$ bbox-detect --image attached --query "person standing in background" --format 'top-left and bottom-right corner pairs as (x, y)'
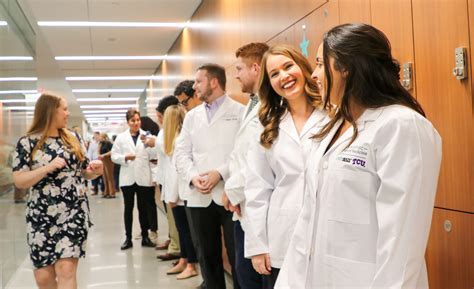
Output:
(221, 42), (269, 289)
(111, 108), (156, 250)
(174, 80), (202, 112)
(175, 63), (245, 289)
(98, 132), (115, 198)
(12, 93), (103, 289)
(87, 131), (102, 195)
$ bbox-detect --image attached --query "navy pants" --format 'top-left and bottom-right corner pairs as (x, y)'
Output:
(172, 205), (198, 263)
(234, 220), (264, 289)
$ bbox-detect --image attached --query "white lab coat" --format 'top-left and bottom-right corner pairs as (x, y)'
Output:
(244, 109), (327, 268)
(276, 105), (442, 289)
(224, 100), (262, 230)
(111, 128), (156, 187)
(174, 95), (245, 208)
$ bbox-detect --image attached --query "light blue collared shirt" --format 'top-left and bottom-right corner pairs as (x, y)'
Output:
(205, 94), (226, 122)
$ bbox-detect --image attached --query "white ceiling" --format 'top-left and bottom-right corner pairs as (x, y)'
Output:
(11, 0), (201, 130)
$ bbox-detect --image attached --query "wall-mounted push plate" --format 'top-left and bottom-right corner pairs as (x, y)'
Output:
(402, 62), (413, 90)
(453, 47), (467, 80)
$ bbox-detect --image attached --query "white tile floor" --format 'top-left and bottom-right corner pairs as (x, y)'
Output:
(1, 191), (234, 289)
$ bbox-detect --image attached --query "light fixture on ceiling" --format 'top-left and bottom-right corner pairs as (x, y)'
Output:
(0, 99), (39, 103)
(83, 110), (128, 114)
(5, 106), (35, 110)
(0, 21), (7, 26)
(56, 55), (202, 61)
(0, 56), (34, 61)
(37, 21), (210, 28)
(80, 104), (136, 109)
(0, 77), (37, 82)
(66, 75), (191, 81)
(85, 114), (125, 118)
(77, 97), (138, 102)
(72, 88), (144, 93)
(0, 90), (38, 94)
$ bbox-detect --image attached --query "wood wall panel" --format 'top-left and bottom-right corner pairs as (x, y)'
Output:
(370, 0), (416, 95)
(338, 0), (371, 24)
(426, 209), (474, 289)
(412, 0), (473, 213)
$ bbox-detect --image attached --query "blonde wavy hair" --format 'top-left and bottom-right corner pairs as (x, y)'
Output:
(258, 44), (323, 149)
(163, 105), (186, 155)
(27, 93), (85, 162)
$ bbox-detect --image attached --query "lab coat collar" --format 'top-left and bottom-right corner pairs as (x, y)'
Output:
(322, 107), (384, 156)
(125, 128), (145, 148)
(238, 101), (260, 135)
(279, 109), (324, 144)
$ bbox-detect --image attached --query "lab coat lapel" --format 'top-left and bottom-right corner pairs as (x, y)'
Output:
(279, 112), (300, 144)
(209, 96), (231, 126)
(237, 101), (260, 136)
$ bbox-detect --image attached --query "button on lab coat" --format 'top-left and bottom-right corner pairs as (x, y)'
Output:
(244, 109), (326, 268)
(275, 105), (442, 289)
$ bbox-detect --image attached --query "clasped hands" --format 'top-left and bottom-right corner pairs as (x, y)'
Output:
(46, 157), (103, 176)
(191, 170), (222, 194)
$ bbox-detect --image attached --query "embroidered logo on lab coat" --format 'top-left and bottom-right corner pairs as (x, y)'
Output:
(336, 143), (369, 168)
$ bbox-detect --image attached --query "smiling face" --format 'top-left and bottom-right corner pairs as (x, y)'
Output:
(266, 54), (306, 102)
(53, 98), (70, 129)
(127, 113), (141, 134)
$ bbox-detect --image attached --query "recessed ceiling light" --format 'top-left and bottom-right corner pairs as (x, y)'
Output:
(0, 21), (7, 26)
(0, 99), (39, 103)
(77, 97), (138, 102)
(0, 56), (34, 61)
(72, 88), (144, 93)
(0, 77), (37, 82)
(5, 106), (35, 110)
(85, 114), (125, 118)
(57, 56), (166, 61)
(37, 21), (209, 28)
(66, 75), (189, 81)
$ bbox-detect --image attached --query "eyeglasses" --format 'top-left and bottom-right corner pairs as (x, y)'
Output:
(179, 95), (192, 107)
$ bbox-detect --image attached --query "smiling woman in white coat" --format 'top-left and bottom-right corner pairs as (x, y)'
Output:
(111, 108), (157, 250)
(275, 23), (442, 289)
(243, 45), (326, 289)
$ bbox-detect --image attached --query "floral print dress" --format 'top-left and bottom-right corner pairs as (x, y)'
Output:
(12, 134), (92, 269)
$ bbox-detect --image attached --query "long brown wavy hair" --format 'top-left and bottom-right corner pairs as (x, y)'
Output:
(258, 44), (323, 149)
(27, 93), (85, 162)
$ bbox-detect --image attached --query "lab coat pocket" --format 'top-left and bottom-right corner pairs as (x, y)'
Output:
(267, 207), (291, 265)
(326, 169), (371, 224)
(322, 254), (375, 287)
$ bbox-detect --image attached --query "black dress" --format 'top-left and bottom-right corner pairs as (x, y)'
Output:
(12, 134), (92, 269)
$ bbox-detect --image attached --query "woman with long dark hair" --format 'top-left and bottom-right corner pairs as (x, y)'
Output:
(244, 44), (326, 289)
(12, 93), (103, 289)
(275, 23), (442, 289)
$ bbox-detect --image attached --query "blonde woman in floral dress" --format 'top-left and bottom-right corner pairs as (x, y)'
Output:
(12, 93), (103, 289)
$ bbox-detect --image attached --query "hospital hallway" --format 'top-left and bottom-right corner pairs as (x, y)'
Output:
(0, 191), (233, 289)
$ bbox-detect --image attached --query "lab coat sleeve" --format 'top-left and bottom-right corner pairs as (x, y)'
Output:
(111, 134), (128, 166)
(244, 139), (275, 258)
(371, 115), (442, 288)
(225, 120), (262, 206)
(174, 113), (199, 188)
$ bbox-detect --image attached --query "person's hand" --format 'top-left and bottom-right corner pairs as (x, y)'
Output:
(251, 253), (271, 275)
(87, 160), (103, 175)
(169, 202), (177, 208)
(191, 176), (211, 194)
(98, 154), (104, 161)
(125, 154), (136, 161)
(200, 170), (222, 192)
(222, 192), (231, 211)
(144, 136), (155, 148)
(45, 157), (67, 173)
(229, 203), (241, 217)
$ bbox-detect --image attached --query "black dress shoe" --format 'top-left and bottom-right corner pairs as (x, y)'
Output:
(141, 237), (155, 247)
(120, 239), (133, 250)
(196, 282), (206, 289)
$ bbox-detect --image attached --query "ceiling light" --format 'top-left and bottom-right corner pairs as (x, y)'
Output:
(0, 56), (34, 61)
(66, 75), (189, 81)
(83, 110), (128, 114)
(5, 106), (35, 110)
(85, 114), (125, 118)
(80, 104), (136, 109)
(37, 21), (209, 28)
(72, 88), (144, 93)
(0, 90), (38, 94)
(0, 77), (37, 82)
(77, 97), (138, 102)
(0, 21), (7, 26)
(0, 99), (39, 103)
(57, 56), (166, 61)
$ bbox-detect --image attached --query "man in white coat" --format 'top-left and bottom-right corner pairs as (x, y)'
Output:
(174, 63), (245, 289)
(222, 42), (269, 289)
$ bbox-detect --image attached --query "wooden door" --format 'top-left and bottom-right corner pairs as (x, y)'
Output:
(412, 0), (473, 213)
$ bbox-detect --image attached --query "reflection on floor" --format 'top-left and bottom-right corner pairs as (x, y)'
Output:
(2, 191), (234, 289)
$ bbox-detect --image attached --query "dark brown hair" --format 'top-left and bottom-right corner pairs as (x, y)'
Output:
(197, 63), (226, 90)
(126, 108), (140, 122)
(314, 23), (425, 144)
